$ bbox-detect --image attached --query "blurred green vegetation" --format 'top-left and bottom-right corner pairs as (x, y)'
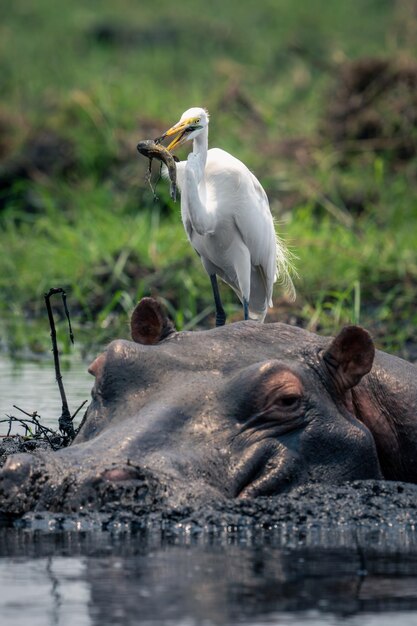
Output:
(0, 0), (416, 357)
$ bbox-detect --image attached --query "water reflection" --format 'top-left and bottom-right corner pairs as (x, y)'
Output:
(0, 356), (93, 434)
(1, 527), (417, 625)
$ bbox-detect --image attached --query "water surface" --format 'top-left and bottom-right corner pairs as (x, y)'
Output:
(0, 355), (93, 435)
(1, 527), (417, 626)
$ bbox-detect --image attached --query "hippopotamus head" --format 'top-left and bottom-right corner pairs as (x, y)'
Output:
(0, 298), (387, 516)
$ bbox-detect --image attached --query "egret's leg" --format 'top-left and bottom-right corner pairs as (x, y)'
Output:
(210, 274), (226, 326)
(243, 298), (249, 321)
(233, 246), (251, 322)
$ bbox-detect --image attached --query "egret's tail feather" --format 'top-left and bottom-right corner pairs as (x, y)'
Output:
(275, 231), (297, 302)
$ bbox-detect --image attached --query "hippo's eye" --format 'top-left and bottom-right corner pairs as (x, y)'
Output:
(260, 370), (304, 417)
(229, 363), (304, 426)
(275, 394), (301, 409)
(268, 392), (302, 414)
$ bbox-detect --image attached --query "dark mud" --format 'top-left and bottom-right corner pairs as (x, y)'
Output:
(1, 437), (416, 535)
(17, 480), (416, 535)
(0, 436), (53, 469)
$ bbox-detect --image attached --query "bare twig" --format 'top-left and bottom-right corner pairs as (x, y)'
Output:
(13, 406), (57, 437)
(44, 288), (75, 442)
(0, 414), (63, 450)
(1, 291), (87, 450)
(13, 404), (39, 419)
(0, 291), (85, 450)
(71, 400), (88, 421)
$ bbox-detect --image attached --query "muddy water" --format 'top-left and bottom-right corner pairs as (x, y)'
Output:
(1, 358), (417, 625)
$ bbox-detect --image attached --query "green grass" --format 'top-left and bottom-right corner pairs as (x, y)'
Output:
(1, 0), (417, 357)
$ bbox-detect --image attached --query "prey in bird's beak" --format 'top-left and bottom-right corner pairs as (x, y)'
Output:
(155, 117), (203, 151)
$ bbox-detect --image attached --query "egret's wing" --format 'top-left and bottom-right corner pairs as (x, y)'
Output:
(204, 149), (295, 303)
(240, 171), (295, 302)
(227, 168), (275, 306)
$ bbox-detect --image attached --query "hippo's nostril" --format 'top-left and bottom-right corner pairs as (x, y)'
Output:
(88, 353), (106, 378)
(101, 466), (142, 482)
(2, 453), (34, 481)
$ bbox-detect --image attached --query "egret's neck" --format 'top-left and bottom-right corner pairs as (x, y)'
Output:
(182, 124), (214, 234)
(192, 127), (208, 176)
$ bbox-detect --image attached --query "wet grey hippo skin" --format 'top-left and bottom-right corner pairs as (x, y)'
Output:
(0, 297), (416, 517)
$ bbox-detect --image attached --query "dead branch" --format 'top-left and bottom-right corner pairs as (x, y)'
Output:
(44, 287), (75, 443)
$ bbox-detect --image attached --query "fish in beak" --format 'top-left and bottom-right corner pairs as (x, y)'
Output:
(155, 117), (203, 151)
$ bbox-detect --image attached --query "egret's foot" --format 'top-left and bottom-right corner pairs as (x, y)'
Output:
(210, 274), (227, 327)
(215, 311), (227, 327)
(243, 299), (249, 321)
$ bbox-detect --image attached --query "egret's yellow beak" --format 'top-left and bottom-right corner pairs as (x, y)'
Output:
(158, 117), (200, 151)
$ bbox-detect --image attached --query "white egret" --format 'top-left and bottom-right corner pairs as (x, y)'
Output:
(159, 107), (295, 326)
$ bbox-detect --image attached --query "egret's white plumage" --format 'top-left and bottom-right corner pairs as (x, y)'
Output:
(161, 107), (295, 325)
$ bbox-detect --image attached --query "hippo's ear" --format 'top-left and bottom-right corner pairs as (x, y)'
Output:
(323, 326), (375, 391)
(130, 297), (176, 345)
